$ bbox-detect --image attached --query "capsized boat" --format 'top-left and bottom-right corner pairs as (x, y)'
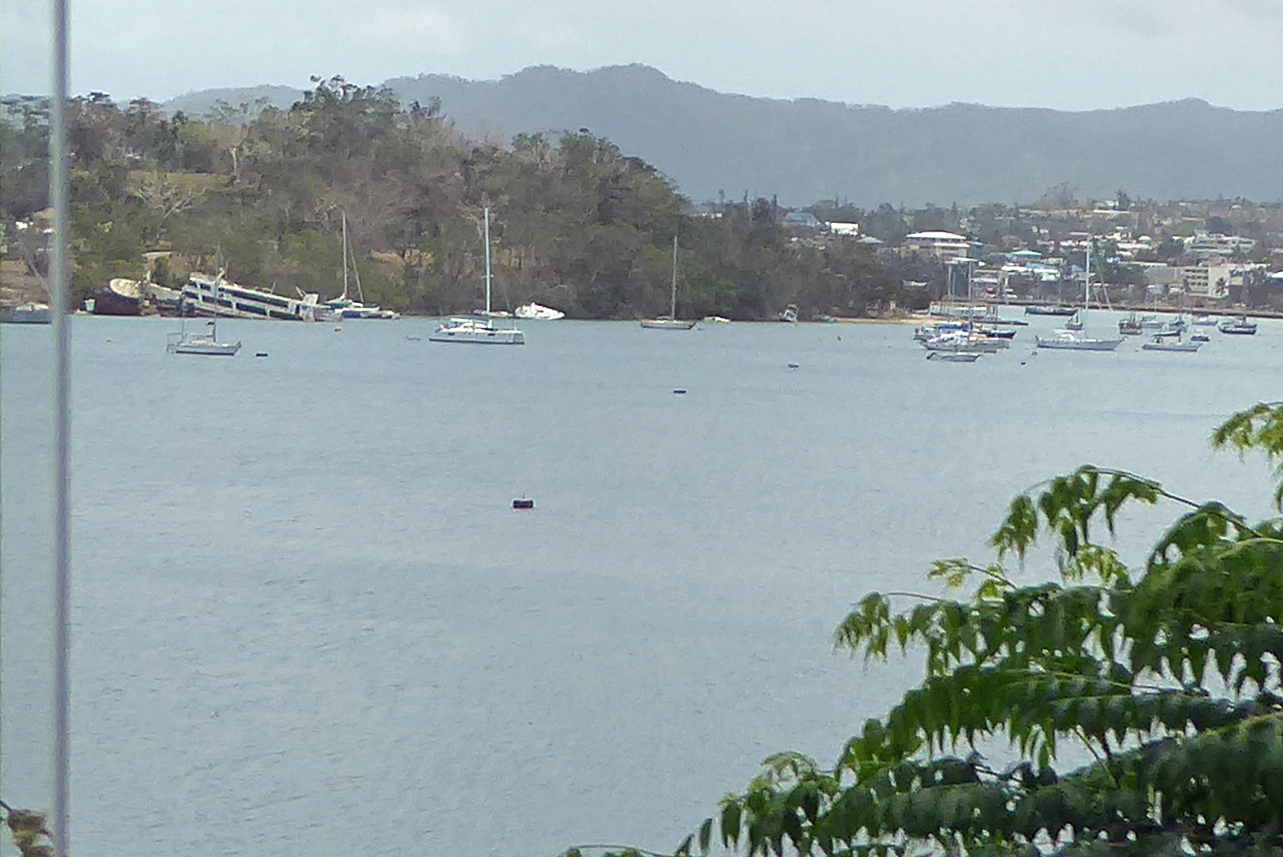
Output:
(92, 277), (143, 315)
(514, 302), (565, 320)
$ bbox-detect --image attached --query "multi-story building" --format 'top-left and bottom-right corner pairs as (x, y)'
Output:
(903, 230), (970, 260)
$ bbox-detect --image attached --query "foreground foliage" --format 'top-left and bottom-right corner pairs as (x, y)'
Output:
(577, 401), (1283, 857)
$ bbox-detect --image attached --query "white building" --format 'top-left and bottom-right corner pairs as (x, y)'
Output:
(903, 230), (970, 261)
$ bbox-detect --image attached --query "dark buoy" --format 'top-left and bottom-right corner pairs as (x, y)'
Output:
(255, 352), (268, 358)
(673, 389), (687, 395)
(512, 498), (535, 510)
(787, 362), (800, 369)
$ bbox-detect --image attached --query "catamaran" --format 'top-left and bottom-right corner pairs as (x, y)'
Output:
(429, 208), (525, 345)
(166, 319), (241, 356)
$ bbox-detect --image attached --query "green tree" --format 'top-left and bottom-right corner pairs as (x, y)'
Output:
(579, 401), (1283, 857)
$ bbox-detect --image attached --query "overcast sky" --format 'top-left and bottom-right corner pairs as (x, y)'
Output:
(5, 0), (1283, 111)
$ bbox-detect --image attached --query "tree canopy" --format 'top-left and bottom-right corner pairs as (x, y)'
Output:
(574, 400), (1283, 857)
(0, 80), (906, 320)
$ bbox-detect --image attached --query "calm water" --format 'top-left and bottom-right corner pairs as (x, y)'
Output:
(1, 313), (1280, 855)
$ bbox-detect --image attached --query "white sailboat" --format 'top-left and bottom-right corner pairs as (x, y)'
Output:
(429, 208), (525, 345)
(324, 211), (399, 320)
(1035, 239), (1123, 351)
(641, 236), (697, 330)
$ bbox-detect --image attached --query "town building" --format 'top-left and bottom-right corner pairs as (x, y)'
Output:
(903, 230), (970, 260)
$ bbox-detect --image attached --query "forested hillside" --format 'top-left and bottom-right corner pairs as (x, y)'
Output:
(167, 65), (1283, 208)
(0, 78), (902, 320)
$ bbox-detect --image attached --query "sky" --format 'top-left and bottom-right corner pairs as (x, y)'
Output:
(5, 0), (1283, 111)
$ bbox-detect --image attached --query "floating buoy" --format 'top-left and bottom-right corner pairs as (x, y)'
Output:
(255, 352), (268, 358)
(673, 389), (687, 395)
(334, 326), (342, 332)
(512, 498), (535, 510)
(787, 363), (800, 369)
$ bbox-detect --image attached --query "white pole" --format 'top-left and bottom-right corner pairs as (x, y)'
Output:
(484, 207), (492, 314)
(50, 0), (73, 852)
(341, 210), (348, 300)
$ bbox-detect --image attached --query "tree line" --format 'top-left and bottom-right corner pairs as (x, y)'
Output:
(0, 78), (904, 320)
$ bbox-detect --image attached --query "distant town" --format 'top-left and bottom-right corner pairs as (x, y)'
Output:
(707, 194), (1283, 312)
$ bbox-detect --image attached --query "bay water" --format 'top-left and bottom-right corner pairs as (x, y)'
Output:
(1, 314), (1279, 855)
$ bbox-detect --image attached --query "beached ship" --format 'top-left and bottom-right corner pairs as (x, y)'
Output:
(180, 271), (324, 321)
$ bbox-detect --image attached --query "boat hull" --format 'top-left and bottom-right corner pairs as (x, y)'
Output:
(169, 342), (242, 356)
(92, 279), (143, 315)
(428, 330), (525, 344)
(926, 351), (981, 362)
(0, 303), (52, 324)
(429, 319), (525, 344)
(1142, 342), (1200, 352)
(640, 319), (696, 330)
(1035, 335), (1124, 351)
(181, 272), (323, 321)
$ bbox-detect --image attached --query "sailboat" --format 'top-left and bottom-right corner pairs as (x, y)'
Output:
(641, 236), (696, 329)
(322, 211), (399, 320)
(1035, 239), (1123, 351)
(429, 208), (525, 345)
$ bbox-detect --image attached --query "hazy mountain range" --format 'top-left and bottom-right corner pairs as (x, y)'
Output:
(165, 64), (1283, 208)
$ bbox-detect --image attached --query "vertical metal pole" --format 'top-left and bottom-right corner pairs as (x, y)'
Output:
(50, 0), (73, 852)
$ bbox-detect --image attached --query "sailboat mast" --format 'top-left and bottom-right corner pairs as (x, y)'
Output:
(1085, 238), (1091, 310)
(341, 210), (349, 300)
(484, 207), (492, 315)
(670, 235), (678, 319)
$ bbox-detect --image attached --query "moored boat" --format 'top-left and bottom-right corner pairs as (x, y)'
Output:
(0, 301), (52, 324)
(642, 237), (697, 330)
(1219, 315), (1257, 335)
(1025, 304), (1077, 316)
(166, 319), (241, 356)
(429, 316), (525, 344)
(1142, 335), (1200, 353)
(926, 350), (981, 362)
(429, 208), (525, 345)
(1035, 329), (1124, 351)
